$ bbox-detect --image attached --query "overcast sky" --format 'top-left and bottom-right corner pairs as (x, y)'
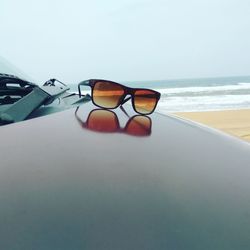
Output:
(1, 0), (250, 83)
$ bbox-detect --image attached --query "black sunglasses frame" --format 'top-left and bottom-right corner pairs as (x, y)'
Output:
(78, 79), (161, 115)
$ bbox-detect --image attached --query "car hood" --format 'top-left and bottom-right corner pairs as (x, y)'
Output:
(0, 103), (250, 249)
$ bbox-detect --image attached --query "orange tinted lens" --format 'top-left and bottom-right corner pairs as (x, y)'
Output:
(93, 81), (125, 108)
(134, 90), (158, 114)
(126, 116), (151, 136)
(87, 110), (119, 132)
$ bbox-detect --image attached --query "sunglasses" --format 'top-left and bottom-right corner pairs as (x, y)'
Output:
(75, 108), (152, 136)
(78, 79), (161, 115)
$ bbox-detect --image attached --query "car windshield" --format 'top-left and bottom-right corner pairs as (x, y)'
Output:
(0, 57), (34, 82)
(0, 59), (89, 126)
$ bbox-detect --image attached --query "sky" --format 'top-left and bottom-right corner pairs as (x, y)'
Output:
(1, 0), (250, 83)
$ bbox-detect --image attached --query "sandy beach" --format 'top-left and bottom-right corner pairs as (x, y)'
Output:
(175, 109), (250, 143)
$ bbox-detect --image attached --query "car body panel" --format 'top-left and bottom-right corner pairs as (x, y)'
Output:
(0, 103), (250, 249)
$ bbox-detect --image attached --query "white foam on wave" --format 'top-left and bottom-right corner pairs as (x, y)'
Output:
(157, 94), (250, 113)
(157, 82), (250, 95)
(238, 82), (250, 86)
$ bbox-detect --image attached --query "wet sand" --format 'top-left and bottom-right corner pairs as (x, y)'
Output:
(175, 109), (250, 142)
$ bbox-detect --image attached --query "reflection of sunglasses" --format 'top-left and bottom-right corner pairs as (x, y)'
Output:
(78, 79), (161, 115)
(75, 108), (152, 137)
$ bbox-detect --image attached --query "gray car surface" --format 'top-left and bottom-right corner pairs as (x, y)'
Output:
(0, 102), (250, 250)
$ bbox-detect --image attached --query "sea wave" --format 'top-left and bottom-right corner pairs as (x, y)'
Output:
(156, 82), (250, 96)
(157, 94), (250, 113)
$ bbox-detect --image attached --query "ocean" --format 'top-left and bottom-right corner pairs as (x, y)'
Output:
(126, 76), (250, 113)
(70, 76), (250, 114)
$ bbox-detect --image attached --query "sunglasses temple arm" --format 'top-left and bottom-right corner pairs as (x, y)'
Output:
(119, 96), (132, 117)
(78, 80), (90, 98)
(74, 106), (87, 129)
(120, 105), (130, 118)
(120, 96), (131, 105)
